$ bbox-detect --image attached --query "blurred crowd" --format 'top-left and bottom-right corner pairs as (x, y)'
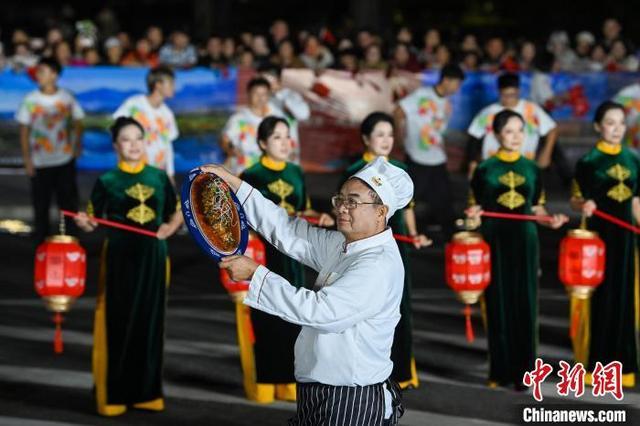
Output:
(1, 9), (638, 75)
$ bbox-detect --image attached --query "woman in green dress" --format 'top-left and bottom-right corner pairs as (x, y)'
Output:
(341, 112), (431, 389)
(466, 110), (567, 389)
(74, 116), (183, 416)
(237, 116), (333, 403)
(570, 101), (640, 388)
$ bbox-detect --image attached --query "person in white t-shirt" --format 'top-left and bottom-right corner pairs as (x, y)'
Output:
(16, 57), (85, 243)
(221, 77), (287, 175)
(113, 66), (179, 183)
(467, 73), (557, 177)
(393, 64), (465, 240)
(260, 66), (310, 165)
(614, 82), (640, 149)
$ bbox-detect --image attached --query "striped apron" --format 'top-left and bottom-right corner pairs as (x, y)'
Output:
(288, 379), (404, 426)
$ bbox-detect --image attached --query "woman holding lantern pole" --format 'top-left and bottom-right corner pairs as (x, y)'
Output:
(570, 101), (640, 387)
(466, 109), (567, 389)
(74, 117), (182, 416)
(237, 116), (334, 403)
(341, 112), (431, 389)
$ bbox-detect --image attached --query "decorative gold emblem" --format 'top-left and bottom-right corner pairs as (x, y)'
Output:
(125, 183), (156, 224)
(497, 171), (526, 209)
(571, 179), (583, 199)
(606, 164), (632, 202)
(371, 176), (383, 186)
(267, 179), (295, 214)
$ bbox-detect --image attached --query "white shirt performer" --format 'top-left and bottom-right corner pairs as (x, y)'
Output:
(205, 157), (411, 425)
(113, 66), (179, 179)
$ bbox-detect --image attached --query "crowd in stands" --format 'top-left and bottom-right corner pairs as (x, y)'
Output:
(1, 12), (638, 75)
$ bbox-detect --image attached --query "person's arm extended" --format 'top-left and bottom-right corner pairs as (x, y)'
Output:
(157, 210), (183, 240)
(201, 164), (335, 271)
(242, 254), (391, 333)
(536, 128), (558, 169)
(19, 124), (34, 177)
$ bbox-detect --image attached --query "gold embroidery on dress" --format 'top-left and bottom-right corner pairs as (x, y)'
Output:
(87, 201), (95, 217)
(606, 164), (632, 202)
(497, 171), (526, 209)
(268, 179), (295, 214)
(468, 190), (477, 207)
(537, 190), (546, 206)
(571, 179), (583, 199)
(125, 183), (156, 224)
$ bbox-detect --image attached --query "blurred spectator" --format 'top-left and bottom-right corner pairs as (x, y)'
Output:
(418, 29), (440, 66)
(518, 41), (537, 71)
(396, 27), (413, 45)
(146, 26), (164, 53)
(356, 28), (375, 55)
(269, 19), (289, 51)
(337, 47), (359, 73)
(606, 39), (639, 71)
(96, 7), (119, 38)
(159, 31), (197, 68)
(572, 31), (595, 71)
(480, 37), (505, 71)
(46, 27), (64, 47)
(72, 34), (94, 63)
(271, 39), (305, 68)
(12, 29), (30, 46)
(547, 31), (577, 71)
(589, 44), (607, 71)
(83, 47), (101, 66)
(391, 42), (421, 72)
(431, 44), (451, 69)
(360, 44), (387, 71)
(460, 34), (480, 53)
(601, 18), (623, 50)
(251, 34), (271, 68)
(460, 50), (480, 71)
(103, 37), (123, 65)
(8, 43), (38, 72)
(299, 34), (334, 71)
(222, 37), (237, 65)
(238, 49), (255, 70)
(116, 31), (132, 53)
(198, 35), (225, 68)
(240, 31), (254, 50)
(122, 38), (159, 67)
(53, 41), (72, 67)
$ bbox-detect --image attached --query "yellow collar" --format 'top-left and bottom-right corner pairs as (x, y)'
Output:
(596, 140), (622, 155)
(362, 152), (388, 163)
(496, 149), (521, 162)
(261, 156), (286, 171)
(118, 161), (145, 174)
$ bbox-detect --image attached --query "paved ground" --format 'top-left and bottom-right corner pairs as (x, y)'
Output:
(0, 168), (638, 425)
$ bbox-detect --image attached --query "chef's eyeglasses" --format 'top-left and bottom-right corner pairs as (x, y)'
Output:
(331, 195), (382, 210)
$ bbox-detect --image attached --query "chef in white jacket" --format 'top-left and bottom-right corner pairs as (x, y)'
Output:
(203, 156), (412, 425)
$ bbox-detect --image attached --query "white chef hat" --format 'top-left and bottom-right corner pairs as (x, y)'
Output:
(351, 157), (414, 219)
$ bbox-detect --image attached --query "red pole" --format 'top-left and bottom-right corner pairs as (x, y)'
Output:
(61, 210), (157, 238)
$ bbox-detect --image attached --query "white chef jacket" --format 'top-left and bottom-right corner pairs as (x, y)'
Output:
(238, 181), (404, 388)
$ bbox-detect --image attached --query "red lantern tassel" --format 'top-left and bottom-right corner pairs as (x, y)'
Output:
(570, 301), (581, 339)
(464, 305), (474, 342)
(53, 312), (63, 354)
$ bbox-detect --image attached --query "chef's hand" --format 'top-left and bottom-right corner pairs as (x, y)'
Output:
(199, 164), (243, 192)
(219, 255), (260, 282)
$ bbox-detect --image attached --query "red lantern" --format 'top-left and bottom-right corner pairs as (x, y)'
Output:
(220, 234), (266, 299)
(34, 235), (86, 354)
(558, 228), (605, 350)
(445, 231), (491, 342)
(558, 229), (605, 299)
